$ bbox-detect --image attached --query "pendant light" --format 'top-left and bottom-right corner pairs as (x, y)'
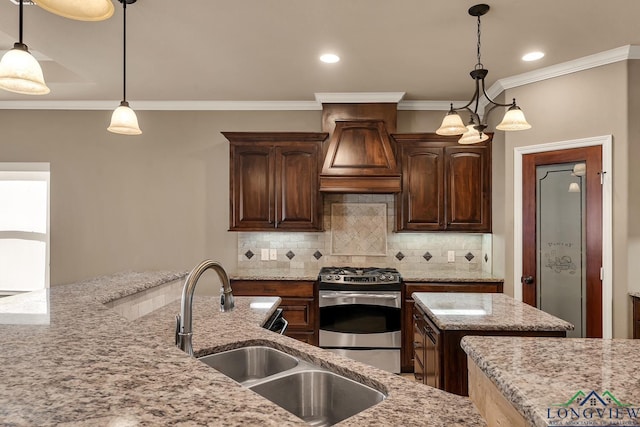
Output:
(34, 0), (114, 21)
(436, 4), (531, 143)
(0, 0), (50, 95)
(108, 0), (141, 136)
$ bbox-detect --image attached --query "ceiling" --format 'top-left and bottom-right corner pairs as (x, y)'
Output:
(1, 0), (640, 106)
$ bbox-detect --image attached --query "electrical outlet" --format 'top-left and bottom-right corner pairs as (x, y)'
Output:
(261, 249), (269, 261)
(447, 250), (456, 262)
(269, 249), (277, 260)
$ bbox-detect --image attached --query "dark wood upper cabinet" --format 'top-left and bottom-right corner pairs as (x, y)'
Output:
(225, 132), (328, 231)
(393, 133), (492, 232)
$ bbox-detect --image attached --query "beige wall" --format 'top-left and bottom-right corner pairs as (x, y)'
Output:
(3, 68), (635, 337)
(495, 61), (631, 337)
(0, 107), (443, 288)
(0, 109), (320, 285)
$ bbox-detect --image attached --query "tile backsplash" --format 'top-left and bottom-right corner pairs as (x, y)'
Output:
(237, 194), (492, 275)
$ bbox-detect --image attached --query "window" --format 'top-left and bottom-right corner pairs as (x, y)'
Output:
(0, 163), (50, 294)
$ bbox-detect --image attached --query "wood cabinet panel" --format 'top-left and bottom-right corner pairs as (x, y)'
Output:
(275, 144), (321, 229)
(412, 302), (566, 396)
(230, 279), (318, 345)
(393, 133), (492, 232)
(231, 145), (273, 228)
(399, 145), (444, 230)
(401, 281), (503, 373)
(446, 145), (491, 231)
(225, 132), (327, 231)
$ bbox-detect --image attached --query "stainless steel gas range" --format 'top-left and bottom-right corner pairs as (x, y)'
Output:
(318, 267), (402, 374)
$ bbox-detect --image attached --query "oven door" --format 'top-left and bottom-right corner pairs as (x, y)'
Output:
(318, 290), (401, 348)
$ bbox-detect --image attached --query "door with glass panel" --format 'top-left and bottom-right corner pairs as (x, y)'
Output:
(522, 146), (602, 338)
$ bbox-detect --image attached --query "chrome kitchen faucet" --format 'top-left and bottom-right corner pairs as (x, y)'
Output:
(175, 260), (235, 356)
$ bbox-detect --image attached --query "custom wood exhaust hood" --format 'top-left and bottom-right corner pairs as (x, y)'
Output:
(319, 103), (401, 193)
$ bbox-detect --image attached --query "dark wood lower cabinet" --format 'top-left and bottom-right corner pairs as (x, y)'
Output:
(230, 280), (318, 346)
(413, 305), (441, 388)
(401, 281), (504, 373)
(412, 303), (566, 396)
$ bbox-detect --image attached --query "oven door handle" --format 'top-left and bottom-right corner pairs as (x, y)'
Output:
(320, 293), (399, 300)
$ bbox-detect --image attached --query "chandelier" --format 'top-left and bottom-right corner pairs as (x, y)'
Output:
(436, 4), (531, 144)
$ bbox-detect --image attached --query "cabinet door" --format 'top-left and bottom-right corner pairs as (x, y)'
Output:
(423, 316), (441, 389)
(230, 145), (274, 230)
(398, 144), (444, 231)
(274, 143), (321, 230)
(445, 145), (491, 231)
(412, 307), (426, 383)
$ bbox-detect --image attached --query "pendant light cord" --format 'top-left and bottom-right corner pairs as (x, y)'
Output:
(19, 0), (24, 44)
(122, 0), (127, 102)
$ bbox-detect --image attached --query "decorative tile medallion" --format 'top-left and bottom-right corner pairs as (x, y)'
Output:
(330, 203), (387, 256)
(423, 252), (432, 261)
(465, 252), (475, 262)
(286, 250), (295, 260)
(484, 253), (489, 263)
(244, 250), (254, 260)
(395, 252), (405, 261)
(313, 250), (323, 260)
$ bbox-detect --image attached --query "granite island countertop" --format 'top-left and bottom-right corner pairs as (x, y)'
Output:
(461, 336), (640, 427)
(412, 292), (574, 331)
(630, 290), (640, 298)
(0, 271), (487, 426)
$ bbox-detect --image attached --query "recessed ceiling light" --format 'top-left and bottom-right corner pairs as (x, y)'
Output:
(522, 51), (545, 62)
(320, 53), (340, 64)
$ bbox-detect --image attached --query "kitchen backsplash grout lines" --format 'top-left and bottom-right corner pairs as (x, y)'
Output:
(237, 194), (492, 275)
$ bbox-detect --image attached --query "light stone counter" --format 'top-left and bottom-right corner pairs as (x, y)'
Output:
(413, 292), (574, 331)
(461, 336), (640, 427)
(630, 291), (640, 298)
(231, 268), (503, 283)
(401, 271), (503, 283)
(0, 271), (486, 426)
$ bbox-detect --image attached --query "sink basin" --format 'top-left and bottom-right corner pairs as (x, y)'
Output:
(198, 346), (299, 384)
(249, 369), (386, 426)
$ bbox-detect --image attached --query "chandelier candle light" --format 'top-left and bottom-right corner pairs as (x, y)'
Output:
(436, 4), (531, 144)
(0, 0), (50, 95)
(108, 0), (142, 136)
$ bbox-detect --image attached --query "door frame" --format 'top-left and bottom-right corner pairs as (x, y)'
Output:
(513, 135), (612, 338)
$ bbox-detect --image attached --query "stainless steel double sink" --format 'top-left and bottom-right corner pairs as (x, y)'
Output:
(198, 346), (386, 426)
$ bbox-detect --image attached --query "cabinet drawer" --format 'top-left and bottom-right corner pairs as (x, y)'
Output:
(280, 298), (314, 330)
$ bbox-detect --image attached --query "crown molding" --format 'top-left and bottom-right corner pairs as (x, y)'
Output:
(0, 100), (322, 111)
(0, 46), (638, 111)
(314, 92), (406, 103)
(486, 44), (640, 101)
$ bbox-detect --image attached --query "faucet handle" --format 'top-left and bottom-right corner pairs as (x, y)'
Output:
(175, 314), (181, 347)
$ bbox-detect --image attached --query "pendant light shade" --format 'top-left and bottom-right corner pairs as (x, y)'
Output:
(108, 0), (142, 136)
(436, 106), (467, 136)
(0, 43), (50, 95)
(458, 125), (489, 145)
(568, 182), (580, 193)
(496, 103), (532, 131)
(34, 0), (115, 21)
(0, 0), (50, 96)
(108, 100), (141, 135)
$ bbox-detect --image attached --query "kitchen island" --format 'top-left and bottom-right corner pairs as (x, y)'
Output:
(0, 271), (486, 426)
(461, 335), (640, 427)
(412, 292), (573, 396)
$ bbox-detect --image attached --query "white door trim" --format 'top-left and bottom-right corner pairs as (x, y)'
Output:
(513, 135), (613, 338)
